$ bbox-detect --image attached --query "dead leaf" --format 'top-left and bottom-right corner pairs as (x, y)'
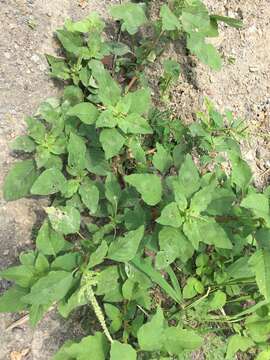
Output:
(78, 0), (88, 8)
(10, 348), (30, 360)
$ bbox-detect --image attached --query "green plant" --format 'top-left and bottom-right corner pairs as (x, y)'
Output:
(1, 3), (269, 360)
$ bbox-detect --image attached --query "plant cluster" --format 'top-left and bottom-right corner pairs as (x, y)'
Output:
(1, 2), (270, 360)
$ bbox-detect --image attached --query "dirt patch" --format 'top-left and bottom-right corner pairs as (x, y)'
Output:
(0, 0), (269, 359)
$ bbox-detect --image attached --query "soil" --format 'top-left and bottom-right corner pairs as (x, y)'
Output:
(0, 0), (269, 359)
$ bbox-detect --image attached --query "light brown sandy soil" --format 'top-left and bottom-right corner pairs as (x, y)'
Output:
(0, 0), (269, 359)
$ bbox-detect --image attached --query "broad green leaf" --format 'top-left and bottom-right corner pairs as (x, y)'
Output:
(187, 33), (222, 70)
(125, 174), (162, 206)
(0, 286), (28, 312)
(67, 102), (99, 124)
(51, 253), (82, 272)
(10, 135), (36, 153)
(56, 29), (90, 58)
(63, 85), (84, 105)
(37, 100), (60, 124)
(3, 160), (38, 201)
(229, 151), (252, 190)
(35, 253), (50, 273)
(45, 206), (81, 235)
(160, 4), (181, 31)
(96, 110), (117, 128)
(177, 154), (200, 198)
(31, 168), (66, 195)
(208, 290), (227, 311)
(172, 180), (188, 211)
(110, 341), (136, 360)
(153, 143), (173, 173)
(157, 227), (193, 268)
(249, 249), (270, 300)
(46, 54), (70, 80)
(156, 202), (182, 228)
(226, 257), (253, 279)
(107, 226), (144, 262)
(79, 179), (99, 213)
(211, 15), (243, 29)
(88, 241), (108, 268)
(0, 265), (33, 288)
(105, 173), (121, 206)
(118, 113), (153, 135)
(36, 220), (66, 256)
(22, 271), (73, 305)
(29, 303), (50, 326)
(137, 307), (165, 351)
(96, 266), (120, 297)
(52, 341), (74, 360)
(89, 60), (121, 106)
(100, 128), (125, 159)
(189, 185), (214, 214)
(181, 3), (209, 33)
(183, 218), (232, 250)
(256, 349), (270, 360)
(86, 148), (110, 176)
(104, 304), (122, 333)
(126, 88), (151, 115)
(26, 116), (46, 143)
(65, 333), (109, 360)
(241, 193), (270, 221)
(137, 307), (166, 351)
(65, 12), (105, 33)
(164, 327), (203, 354)
(128, 137), (146, 164)
(58, 289), (87, 318)
(67, 132), (86, 173)
(226, 335), (254, 359)
(110, 3), (147, 35)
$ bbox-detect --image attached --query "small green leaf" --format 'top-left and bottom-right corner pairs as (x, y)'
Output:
(164, 327), (203, 353)
(22, 271), (73, 305)
(31, 168), (66, 195)
(88, 241), (108, 268)
(45, 206), (81, 235)
(3, 160), (38, 201)
(46, 54), (70, 80)
(26, 116), (46, 143)
(67, 102), (99, 124)
(160, 4), (181, 31)
(10, 135), (36, 153)
(118, 113), (153, 135)
(107, 226), (144, 262)
(153, 143), (173, 173)
(0, 286), (28, 312)
(126, 88), (151, 115)
(36, 220), (66, 256)
(0, 265), (34, 288)
(211, 15), (243, 29)
(110, 341), (136, 360)
(183, 277), (204, 299)
(79, 179), (99, 213)
(100, 128), (125, 159)
(63, 85), (84, 105)
(58, 289), (87, 318)
(183, 218), (232, 250)
(156, 202), (182, 228)
(125, 174), (162, 206)
(110, 2), (147, 35)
